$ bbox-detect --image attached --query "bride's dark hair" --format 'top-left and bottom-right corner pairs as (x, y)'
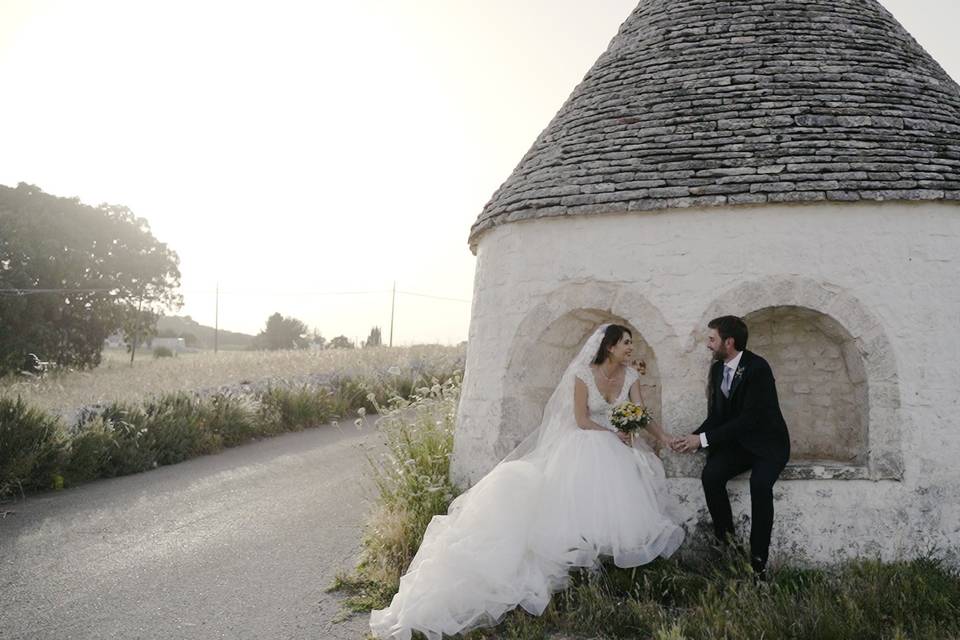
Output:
(592, 324), (632, 365)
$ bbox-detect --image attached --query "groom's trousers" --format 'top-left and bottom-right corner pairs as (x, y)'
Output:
(701, 443), (786, 571)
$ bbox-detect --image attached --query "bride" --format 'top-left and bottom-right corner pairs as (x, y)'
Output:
(370, 324), (685, 639)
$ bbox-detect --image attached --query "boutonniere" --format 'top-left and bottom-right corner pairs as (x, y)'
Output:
(734, 366), (745, 380)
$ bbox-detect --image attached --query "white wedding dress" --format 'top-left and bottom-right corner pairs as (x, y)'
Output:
(370, 326), (684, 640)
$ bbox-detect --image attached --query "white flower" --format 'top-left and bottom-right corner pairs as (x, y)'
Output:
(354, 418), (363, 429)
(357, 407), (366, 417)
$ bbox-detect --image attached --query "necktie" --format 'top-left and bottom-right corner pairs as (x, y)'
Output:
(721, 366), (733, 398)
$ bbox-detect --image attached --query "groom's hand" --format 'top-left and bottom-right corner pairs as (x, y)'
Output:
(674, 434), (701, 453)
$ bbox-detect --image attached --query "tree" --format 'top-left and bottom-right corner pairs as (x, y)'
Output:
(329, 335), (354, 349)
(0, 183), (182, 375)
(311, 329), (326, 350)
(253, 312), (310, 350)
(364, 326), (382, 348)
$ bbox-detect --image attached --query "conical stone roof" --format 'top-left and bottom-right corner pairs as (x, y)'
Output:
(470, 0), (960, 248)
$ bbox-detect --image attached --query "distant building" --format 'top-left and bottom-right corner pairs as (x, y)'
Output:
(103, 333), (125, 349)
(151, 337), (187, 353)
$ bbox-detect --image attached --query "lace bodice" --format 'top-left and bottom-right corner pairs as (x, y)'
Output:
(579, 366), (639, 432)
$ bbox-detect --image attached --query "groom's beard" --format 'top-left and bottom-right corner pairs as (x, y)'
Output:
(711, 346), (728, 362)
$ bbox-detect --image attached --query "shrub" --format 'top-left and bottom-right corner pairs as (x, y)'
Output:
(73, 402), (156, 478)
(153, 346), (174, 359)
(64, 416), (115, 484)
(330, 376), (375, 418)
(332, 376), (461, 610)
(204, 392), (258, 447)
(2, 349), (467, 496)
(257, 385), (334, 434)
(142, 393), (213, 465)
(0, 396), (66, 496)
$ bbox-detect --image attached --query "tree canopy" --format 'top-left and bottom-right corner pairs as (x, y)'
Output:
(253, 312), (310, 350)
(0, 183), (182, 374)
(365, 326), (382, 348)
(329, 335), (354, 349)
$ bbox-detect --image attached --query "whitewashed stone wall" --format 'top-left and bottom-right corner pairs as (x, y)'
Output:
(454, 201), (960, 566)
(745, 306), (867, 463)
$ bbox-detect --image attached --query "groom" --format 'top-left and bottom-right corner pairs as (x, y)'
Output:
(673, 315), (791, 578)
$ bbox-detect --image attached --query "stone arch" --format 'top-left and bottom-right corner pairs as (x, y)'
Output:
(497, 282), (677, 460)
(694, 276), (902, 480)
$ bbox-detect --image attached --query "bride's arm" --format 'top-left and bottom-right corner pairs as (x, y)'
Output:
(629, 380), (672, 447)
(574, 378), (606, 431)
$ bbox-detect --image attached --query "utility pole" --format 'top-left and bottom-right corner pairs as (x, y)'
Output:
(389, 281), (396, 347)
(129, 294), (143, 367)
(214, 281), (219, 354)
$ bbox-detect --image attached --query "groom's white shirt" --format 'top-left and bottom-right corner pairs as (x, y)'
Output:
(700, 349), (743, 448)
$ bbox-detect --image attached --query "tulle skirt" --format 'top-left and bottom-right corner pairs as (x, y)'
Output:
(369, 428), (684, 640)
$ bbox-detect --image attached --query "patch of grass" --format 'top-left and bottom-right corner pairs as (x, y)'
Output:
(71, 403), (156, 478)
(0, 396), (66, 496)
(0, 358), (465, 499)
(258, 384), (335, 434)
(204, 392), (259, 447)
(333, 392), (960, 639)
(142, 393), (214, 465)
(330, 376), (462, 612)
(465, 550), (960, 640)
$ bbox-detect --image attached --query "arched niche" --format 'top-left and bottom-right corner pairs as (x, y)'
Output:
(744, 305), (867, 464)
(696, 276), (902, 480)
(497, 282), (675, 461)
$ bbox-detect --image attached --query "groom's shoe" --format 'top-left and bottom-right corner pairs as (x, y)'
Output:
(750, 556), (768, 583)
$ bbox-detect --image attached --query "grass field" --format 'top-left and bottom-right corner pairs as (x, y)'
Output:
(334, 383), (960, 640)
(0, 344), (466, 498)
(0, 345), (465, 422)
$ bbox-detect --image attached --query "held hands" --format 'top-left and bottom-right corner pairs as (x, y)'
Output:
(670, 434), (701, 454)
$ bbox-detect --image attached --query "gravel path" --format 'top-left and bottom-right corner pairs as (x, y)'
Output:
(0, 419), (383, 640)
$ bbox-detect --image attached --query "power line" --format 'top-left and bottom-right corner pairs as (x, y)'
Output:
(214, 289), (391, 297)
(0, 287), (471, 301)
(396, 290), (471, 303)
(0, 287), (389, 296)
(0, 288), (116, 295)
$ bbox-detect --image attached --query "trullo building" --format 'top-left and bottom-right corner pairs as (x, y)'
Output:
(453, 0), (960, 563)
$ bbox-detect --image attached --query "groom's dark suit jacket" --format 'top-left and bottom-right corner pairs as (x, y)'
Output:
(694, 350), (791, 464)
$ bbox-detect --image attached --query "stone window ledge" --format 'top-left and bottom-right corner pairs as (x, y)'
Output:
(782, 461), (869, 481)
(665, 456), (902, 481)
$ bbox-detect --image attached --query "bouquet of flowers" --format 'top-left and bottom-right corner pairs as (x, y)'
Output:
(610, 401), (652, 434)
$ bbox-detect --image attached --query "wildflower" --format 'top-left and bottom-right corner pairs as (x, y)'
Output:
(354, 418), (363, 429)
(357, 407), (366, 417)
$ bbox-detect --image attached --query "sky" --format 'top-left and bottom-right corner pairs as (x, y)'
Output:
(1, 1), (958, 345)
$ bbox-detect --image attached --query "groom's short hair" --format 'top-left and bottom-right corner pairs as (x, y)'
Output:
(708, 315), (748, 351)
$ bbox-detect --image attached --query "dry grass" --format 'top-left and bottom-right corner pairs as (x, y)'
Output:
(0, 345), (465, 421)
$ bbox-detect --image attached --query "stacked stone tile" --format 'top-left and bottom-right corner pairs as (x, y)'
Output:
(470, 0), (960, 248)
